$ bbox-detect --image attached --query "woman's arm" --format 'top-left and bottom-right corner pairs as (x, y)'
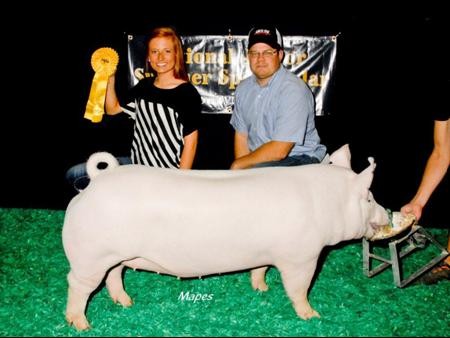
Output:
(179, 130), (199, 169)
(105, 75), (123, 115)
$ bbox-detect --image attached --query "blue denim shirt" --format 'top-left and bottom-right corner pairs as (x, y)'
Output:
(230, 66), (326, 161)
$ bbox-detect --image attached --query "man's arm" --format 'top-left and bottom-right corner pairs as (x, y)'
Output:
(231, 131), (294, 169)
(401, 119), (450, 220)
(233, 132), (250, 159)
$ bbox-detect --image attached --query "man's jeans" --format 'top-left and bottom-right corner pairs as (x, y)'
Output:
(65, 156), (132, 192)
(252, 155), (320, 168)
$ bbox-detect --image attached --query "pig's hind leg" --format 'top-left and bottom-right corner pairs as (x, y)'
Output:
(278, 260), (320, 320)
(105, 257), (170, 306)
(105, 264), (132, 307)
(66, 269), (106, 330)
(250, 266), (269, 291)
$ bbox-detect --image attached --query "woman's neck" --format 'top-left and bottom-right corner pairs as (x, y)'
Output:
(154, 73), (185, 89)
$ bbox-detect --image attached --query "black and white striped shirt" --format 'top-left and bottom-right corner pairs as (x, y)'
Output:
(122, 78), (201, 168)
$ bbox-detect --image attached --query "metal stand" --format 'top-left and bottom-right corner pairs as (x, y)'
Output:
(362, 225), (449, 288)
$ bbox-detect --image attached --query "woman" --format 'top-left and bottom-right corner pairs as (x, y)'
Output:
(106, 26), (201, 169)
(67, 27), (201, 191)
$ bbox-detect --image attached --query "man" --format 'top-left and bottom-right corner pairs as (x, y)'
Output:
(401, 91), (450, 284)
(230, 26), (326, 169)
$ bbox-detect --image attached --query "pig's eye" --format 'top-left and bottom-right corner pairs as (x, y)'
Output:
(367, 192), (373, 202)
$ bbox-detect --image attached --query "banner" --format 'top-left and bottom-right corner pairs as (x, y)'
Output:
(127, 34), (338, 115)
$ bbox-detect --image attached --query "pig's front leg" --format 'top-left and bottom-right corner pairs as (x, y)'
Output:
(250, 266), (269, 291)
(279, 260), (320, 320)
(105, 264), (133, 307)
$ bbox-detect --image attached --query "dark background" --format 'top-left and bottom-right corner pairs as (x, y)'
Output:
(3, 6), (448, 228)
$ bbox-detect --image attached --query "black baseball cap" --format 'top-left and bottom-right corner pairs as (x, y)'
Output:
(248, 26), (283, 50)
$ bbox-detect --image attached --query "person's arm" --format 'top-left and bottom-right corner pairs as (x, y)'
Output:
(179, 130), (199, 169)
(234, 132), (250, 159)
(401, 119), (450, 220)
(105, 75), (123, 115)
(231, 138), (294, 170)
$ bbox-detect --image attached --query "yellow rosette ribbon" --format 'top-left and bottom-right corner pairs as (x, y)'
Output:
(84, 47), (119, 123)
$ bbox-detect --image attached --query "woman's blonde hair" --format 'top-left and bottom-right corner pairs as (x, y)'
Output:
(146, 27), (188, 81)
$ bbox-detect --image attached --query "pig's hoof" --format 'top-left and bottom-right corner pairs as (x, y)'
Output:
(66, 313), (91, 331)
(251, 279), (269, 292)
(113, 292), (133, 307)
(295, 307), (320, 320)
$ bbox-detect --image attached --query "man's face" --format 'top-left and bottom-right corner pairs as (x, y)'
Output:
(248, 43), (283, 84)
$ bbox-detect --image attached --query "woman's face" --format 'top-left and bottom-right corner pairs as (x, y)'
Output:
(148, 37), (176, 76)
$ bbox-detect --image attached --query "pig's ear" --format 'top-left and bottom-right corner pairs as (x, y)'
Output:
(329, 144), (351, 169)
(355, 157), (376, 199)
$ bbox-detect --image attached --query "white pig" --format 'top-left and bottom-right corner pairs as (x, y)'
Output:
(62, 144), (389, 330)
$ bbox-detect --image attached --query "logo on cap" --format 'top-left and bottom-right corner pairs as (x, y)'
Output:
(254, 29), (271, 36)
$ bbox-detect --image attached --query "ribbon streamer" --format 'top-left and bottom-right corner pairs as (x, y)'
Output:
(84, 47), (119, 123)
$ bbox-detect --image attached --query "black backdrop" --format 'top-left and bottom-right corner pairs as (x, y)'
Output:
(3, 7), (448, 228)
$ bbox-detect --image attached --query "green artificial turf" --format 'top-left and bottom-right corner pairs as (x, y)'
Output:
(1, 208), (449, 337)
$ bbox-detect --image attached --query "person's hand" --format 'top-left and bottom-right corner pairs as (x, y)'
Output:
(400, 202), (422, 221)
(231, 157), (255, 170)
(230, 159), (245, 170)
